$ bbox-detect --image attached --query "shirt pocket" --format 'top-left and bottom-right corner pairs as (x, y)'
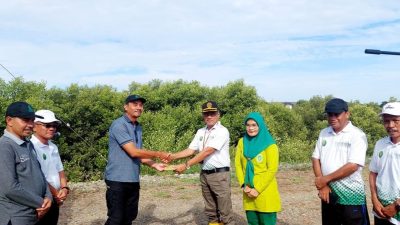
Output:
(16, 153), (30, 172)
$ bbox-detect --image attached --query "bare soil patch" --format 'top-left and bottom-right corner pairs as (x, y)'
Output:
(58, 166), (373, 225)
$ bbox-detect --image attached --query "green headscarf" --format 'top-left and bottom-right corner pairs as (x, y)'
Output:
(243, 112), (275, 188)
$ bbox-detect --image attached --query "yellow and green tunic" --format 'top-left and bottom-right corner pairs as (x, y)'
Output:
(235, 138), (281, 212)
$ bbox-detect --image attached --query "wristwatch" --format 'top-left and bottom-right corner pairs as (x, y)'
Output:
(395, 200), (400, 212)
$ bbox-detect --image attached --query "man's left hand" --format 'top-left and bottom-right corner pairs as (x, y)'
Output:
(174, 164), (186, 174)
(152, 163), (167, 171)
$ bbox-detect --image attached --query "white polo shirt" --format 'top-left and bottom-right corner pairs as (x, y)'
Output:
(189, 121), (230, 170)
(312, 122), (368, 205)
(31, 135), (64, 190)
(369, 137), (400, 223)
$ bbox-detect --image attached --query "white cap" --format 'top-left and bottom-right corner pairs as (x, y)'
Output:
(35, 110), (61, 124)
(380, 102), (400, 116)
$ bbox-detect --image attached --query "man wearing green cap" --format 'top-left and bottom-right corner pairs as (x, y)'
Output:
(170, 101), (235, 225)
(0, 101), (52, 225)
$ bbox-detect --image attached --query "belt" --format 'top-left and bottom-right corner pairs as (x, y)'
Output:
(202, 167), (230, 174)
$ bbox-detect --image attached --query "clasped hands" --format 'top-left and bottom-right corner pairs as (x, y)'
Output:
(155, 152), (188, 174)
(315, 176), (331, 203)
(36, 197), (52, 219)
(372, 198), (398, 219)
(243, 185), (259, 198)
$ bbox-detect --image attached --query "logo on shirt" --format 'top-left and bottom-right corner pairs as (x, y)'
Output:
(322, 139), (327, 147)
(199, 136), (203, 141)
(19, 154), (30, 162)
(256, 154), (263, 163)
(378, 151), (383, 158)
(43, 153), (47, 160)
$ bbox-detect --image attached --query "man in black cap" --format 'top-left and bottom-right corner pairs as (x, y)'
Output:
(170, 101), (235, 225)
(312, 98), (370, 225)
(0, 101), (52, 225)
(104, 94), (171, 225)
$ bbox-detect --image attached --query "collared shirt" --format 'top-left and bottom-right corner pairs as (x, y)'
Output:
(0, 129), (51, 225)
(369, 137), (400, 223)
(188, 121), (230, 170)
(105, 114), (142, 182)
(312, 122), (368, 205)
(31, 135), (64, 190)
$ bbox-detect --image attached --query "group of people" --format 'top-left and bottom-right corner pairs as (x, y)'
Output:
(0, 102), (69, 225)
(0, 95), (399, 225)
(312, 98), (400, 225)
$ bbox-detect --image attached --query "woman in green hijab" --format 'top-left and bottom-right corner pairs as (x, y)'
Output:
(235, 112), (281, 225)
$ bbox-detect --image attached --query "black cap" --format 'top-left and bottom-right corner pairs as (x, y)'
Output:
(202, 101), (219, 113)
(125, 94), (146, 104)
(325, 98), (348, 113)
(5, 101), (43, 119)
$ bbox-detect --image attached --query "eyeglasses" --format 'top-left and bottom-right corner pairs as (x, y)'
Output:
(36, 123), (60, 129)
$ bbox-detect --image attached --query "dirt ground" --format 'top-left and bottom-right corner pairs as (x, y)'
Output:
(58, 166), (374, 225)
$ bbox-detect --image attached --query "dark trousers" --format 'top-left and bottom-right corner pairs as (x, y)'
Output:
(35, 197), (60, 225)
(321, 201), (370, 225)
(105, 180), (140, 225)
(374, 216), (395, 225)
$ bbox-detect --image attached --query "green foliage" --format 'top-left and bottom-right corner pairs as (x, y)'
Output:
(279, 138), (314, 163)
(0, 77), (394, 181)
(349, 103), (386, 154)
(263, 103), (308, 145)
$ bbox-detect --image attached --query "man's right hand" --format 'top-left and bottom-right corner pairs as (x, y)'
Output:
(158, 152), (172, 163)
(36, 197), (52, 219)
(318, 186), (331, 203)
(371, 197), (386, 218)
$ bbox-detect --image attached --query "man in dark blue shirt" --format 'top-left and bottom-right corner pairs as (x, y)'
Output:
(104, 95), (170, 225)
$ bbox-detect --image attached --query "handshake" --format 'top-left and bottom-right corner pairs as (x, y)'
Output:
(152, 151), (191, 174)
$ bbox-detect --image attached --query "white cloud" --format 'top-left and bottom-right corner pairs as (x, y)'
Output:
(0, 0), (400, 103)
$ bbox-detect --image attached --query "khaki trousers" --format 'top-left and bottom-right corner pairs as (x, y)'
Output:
(200, 171), (235, 225)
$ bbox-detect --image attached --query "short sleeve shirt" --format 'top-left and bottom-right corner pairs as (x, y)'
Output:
(188, 121), (230, 170)
(312, 122), (368, 205)
(369, 137), (400, 223)
(30, 135), (64, 190)
(105, 114), (142, 182)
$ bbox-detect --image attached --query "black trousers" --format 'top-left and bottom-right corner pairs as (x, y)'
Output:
(104, 180), (140, 225)
(374, 216), (395, 225)
(321, 201), (370, 225)
(35, 197), (60, 225)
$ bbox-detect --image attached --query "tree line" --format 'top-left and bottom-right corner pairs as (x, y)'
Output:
(0, 77), (396, 181)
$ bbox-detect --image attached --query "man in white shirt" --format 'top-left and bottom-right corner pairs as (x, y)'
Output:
(31, 110), (69, 225)
(369, 102), (400, 225)
(312, 98), (370, 225)
(170, 101), (235, 225)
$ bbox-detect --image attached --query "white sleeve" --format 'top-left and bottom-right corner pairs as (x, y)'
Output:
(369, 142), (380, 173)
(348, 133), (368, 166)
(312, 134), (322, 159)
(188, 130), (201, 151)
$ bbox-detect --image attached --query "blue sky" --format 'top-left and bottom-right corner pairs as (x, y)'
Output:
(0, 1), (399, 103)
